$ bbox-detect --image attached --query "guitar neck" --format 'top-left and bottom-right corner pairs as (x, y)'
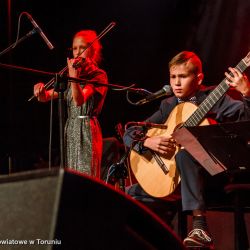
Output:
(184, 58), (249, 127)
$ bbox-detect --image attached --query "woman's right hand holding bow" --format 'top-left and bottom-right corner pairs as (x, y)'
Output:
(34, 82), (49, 102)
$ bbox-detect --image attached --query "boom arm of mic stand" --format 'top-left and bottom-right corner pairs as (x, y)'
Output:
(0, 60), (145, 101)
(0, 28), (38, 57)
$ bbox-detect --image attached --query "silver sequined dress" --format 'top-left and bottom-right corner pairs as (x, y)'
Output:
(64, 64), (108, 178)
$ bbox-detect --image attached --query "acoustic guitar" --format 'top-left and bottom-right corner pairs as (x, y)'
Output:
(129, 51), (250, 198)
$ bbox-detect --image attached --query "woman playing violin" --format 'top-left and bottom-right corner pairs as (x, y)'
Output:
(34, 30), (108, 178)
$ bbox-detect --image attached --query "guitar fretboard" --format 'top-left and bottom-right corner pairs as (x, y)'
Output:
(184, 59), (248, 127)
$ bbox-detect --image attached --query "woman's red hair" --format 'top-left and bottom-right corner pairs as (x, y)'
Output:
(74, 30), (102, 65)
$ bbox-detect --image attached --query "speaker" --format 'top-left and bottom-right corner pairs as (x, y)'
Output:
(0, 168), (185, 250)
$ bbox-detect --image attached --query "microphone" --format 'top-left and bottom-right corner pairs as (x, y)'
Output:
(26, 13), (54, 50)
(126, 122), (167, 129)
(135, 85), (172, 105)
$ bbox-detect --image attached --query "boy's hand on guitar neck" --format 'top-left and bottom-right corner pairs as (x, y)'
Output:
(143, 135), (176, 156)
(225, 67), (250, 97)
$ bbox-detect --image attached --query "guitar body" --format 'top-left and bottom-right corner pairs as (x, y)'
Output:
(129, 102), (210, 198)
(129, 51), (250, 198)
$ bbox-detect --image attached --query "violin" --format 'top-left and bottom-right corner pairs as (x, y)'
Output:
(28, 22), (116, 101)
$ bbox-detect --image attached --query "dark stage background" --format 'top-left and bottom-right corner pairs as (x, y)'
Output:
(0, 0), (250, 173)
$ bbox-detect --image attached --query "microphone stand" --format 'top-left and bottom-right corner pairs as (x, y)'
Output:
(53, 74), (67, 168)
(0, 27), (38, 173)
(106, 140), (138, 192)
(0, 63), (70, 169)
(106, 147), (131, 192)
(0, 28), (38, 57)
(0, 22), (152, 171)
(0, 62), (148, 171)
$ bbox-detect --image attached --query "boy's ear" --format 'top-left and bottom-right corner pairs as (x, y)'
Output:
(197, 73), (204, 85)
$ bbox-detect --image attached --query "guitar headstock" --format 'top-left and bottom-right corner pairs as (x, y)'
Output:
(243, 51), (250, 67)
